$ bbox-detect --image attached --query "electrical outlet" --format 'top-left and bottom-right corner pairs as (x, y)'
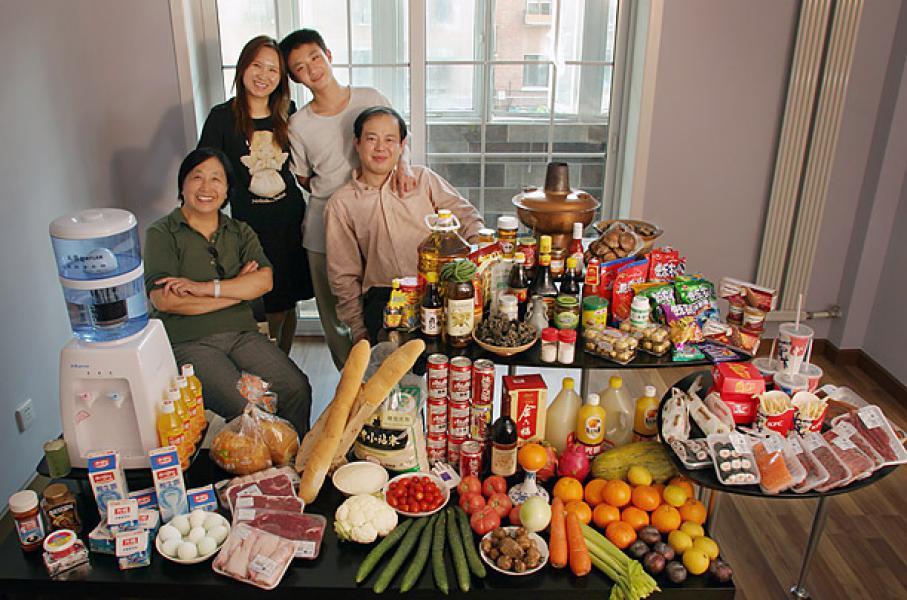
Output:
(15, 398), (34, 432)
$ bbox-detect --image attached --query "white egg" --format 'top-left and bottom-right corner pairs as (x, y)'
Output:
(158, 524), (180, 542)
(177, 541), (198, 560)
(187, 526), (206, 544)
(202, 512), (223, 531)
(208, 524), (229, 545)
(170, 515), (191, 536)
(188, 510), (207, 529)
(196, 536), (217, 556)
(162, 538), (181, 557)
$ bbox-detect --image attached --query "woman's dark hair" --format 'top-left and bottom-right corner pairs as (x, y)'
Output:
(353, 106), (408, 141)
(278, 29), (327, 59)
(231, 36), (291, 150)
(177, 147), (234, 207)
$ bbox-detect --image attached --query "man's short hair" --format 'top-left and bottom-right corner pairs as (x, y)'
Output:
(354, 106), (408, 141)
(278, 29), (327, 60)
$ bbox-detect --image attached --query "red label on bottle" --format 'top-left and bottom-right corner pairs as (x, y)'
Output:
(509, 287), (528, 303)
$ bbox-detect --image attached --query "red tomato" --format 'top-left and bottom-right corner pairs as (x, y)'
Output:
(486, 492), (512, 518)
(470, 506), (501, 535)
(458, 492), (486, 515)
(457, 475), (482, 498)
(508, 504), (522, 526)
(482, 476), (507, 498)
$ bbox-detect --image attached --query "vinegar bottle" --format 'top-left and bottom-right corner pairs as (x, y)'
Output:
(599, 376), (634, 449)
(181, 363), (207, 435)
(158, 392), (188, 469)
(545, 377), (582, 454)
(633, 385), (659, 442)
(171, 379), (196, 456)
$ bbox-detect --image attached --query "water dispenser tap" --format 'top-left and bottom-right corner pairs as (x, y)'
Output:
(78, 391), (96, 409)
(107, 392), (125, 409)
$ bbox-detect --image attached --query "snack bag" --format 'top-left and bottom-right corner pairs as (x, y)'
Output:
(718, 277), (777, 312)
(632, 282), (675, 323)
(598, 257), (634, 303)
(611, 258), (649, 322)
(647, 247), (686, 282)
(210, 409), (272, 475)
(251, 407), (300, 467)
(237, 372), (274, 412)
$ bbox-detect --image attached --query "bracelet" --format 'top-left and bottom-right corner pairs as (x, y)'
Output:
(213, 279), (221, 299)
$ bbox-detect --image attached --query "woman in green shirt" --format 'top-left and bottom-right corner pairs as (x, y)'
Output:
(144, 148), (311, 435)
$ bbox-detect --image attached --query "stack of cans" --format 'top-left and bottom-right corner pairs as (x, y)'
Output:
(447, 357), (472, 468)
(426, 355), (449, 463)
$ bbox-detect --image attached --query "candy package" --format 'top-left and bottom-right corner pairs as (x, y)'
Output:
(619, 321), (671, 356)
(647, 247), (686, 282)
(611, 259), (649, 321)
(582, 327), (638, 364)
(632, 282), (676, 323)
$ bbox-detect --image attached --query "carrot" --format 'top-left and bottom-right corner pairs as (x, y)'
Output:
(549, 497), (568, 569)
(566, 511), (591, 577)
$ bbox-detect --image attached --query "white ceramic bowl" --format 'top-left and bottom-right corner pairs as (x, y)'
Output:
(154, 518), (230, 565)
(332, 461), (390, 497)
(479, 527), (549, 576)
(382, 472), (450, 517)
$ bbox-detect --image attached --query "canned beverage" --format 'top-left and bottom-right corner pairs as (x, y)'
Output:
(448, 401), (471, 438)
(427, 400), (448, 434)
(449, 356), (472, 403)
(470, 403), (494, 440)
(471, 359), (495, 406)
(427, 432), (448, 463)
(427, 354), (449, 400)
(460, 440), (483, 478)
(448, 435), (467, 469)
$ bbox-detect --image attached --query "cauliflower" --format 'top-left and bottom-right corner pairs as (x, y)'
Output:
(334, 494), (398, 544)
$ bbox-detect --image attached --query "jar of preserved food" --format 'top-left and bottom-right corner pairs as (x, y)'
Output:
(496, 216), (519, 259)
(517, 237), (538, 274)
(445, 259), (475, 348)
(554, 295), (580, 330)
(549, 248), (566, 281)
(477, 228), (496, 248)
(9, 490), (45, 552)
(41, 483), (81, 534)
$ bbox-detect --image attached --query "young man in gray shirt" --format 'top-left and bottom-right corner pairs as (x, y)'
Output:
(279, 29), (415, 368)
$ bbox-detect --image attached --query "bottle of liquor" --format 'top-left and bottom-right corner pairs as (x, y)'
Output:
(569, 222), (585, 275)
(560, 256), (581, 298)
(529, 253), (558, 322)
(420, 271), (442, 338)
(491, 392), (518, 477)
(507, 252), (530, 320)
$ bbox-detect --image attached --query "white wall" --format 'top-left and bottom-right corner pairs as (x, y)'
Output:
(0, 0), (187, 505)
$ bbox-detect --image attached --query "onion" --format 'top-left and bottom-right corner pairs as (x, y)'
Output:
(519, 496), (552, 533)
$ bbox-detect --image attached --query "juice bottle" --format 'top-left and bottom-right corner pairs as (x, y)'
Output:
(417, 209), (470, 290)
(157, 392), (188, 469)
(599, 375), (634, 449)
(181, 363), (207, 435)
(545, 377), (582, 454)
(176, 375), (201, 445)
(633, 385), (659, 442)
(171, 379), (196, 456)
(575, 393), (606, 450)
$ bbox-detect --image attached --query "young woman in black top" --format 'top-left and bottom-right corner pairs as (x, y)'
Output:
(198, 35), (313, 354)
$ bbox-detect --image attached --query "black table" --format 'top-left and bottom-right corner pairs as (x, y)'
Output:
(0, 451), (735, 599)
(661, 371), (899, 600)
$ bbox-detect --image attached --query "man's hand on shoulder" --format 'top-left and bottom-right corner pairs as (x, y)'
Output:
(391, 161), (417, 196)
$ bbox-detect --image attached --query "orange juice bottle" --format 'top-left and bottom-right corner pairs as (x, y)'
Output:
(158, 392), (188, 469)
(171, 379), (196, 456)
(181, 364), (206, 435)
(176, 376), (201, 444)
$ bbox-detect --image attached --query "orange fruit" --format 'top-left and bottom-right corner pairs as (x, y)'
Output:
(602, 480), (632, 508)
(630, 485), (661, 512)
(620, 506), (650, 531)
(553, 477), (584, 503)
(651, 504), (682, 534)
(592, 503), (621, 529)
(605, 520), (637, 549)
(565, 500), (593, 525)
(584, 478), (608, 506)
(669, 476), (696, 499)
(518, 443), (549, 471)
(652, 483), (666, 496)
(678, 499), (708, 525)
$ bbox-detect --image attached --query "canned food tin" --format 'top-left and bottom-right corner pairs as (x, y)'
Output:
(448, 401), (471, 438)
(427, 432), (448, 462)
(44, 439), (71, 479)
(582, 296), (608, 330)
(448, 435), (467, 469)
(471, 359), (495, 406)
(470, 403), (494, 440)
(459, 440), (483, 478)
(427, 401), (448, 434)
(427, 354), (449, 399)
(449, 356), (472, 403)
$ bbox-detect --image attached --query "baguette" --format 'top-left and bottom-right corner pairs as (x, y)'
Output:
(297, 340), (371, 503)
(295, 382), (371, 472)
(331, 339), (425, 466)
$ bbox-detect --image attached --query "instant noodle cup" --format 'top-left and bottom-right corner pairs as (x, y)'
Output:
(778, 323), (814, 375)
(752, 357), (782, 390)
(756, 391), (795, 435)
(791, 391), (828, 434)
(773, 372), (809, 397)
(798, 363), (823, 392)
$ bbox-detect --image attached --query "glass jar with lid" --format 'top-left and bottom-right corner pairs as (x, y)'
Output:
(42, 483), (81, 534)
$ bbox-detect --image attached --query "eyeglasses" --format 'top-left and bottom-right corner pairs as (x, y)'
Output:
(207, 245), (225, 279)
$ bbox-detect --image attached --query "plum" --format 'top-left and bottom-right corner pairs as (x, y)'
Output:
(666, 561), (688, 584)
(709, 559), (734, 583)
(643, 552), (666, 575)
(628, 540), (650, 560)
(653, 541), (675, 562)
(638, 526), (661, 545)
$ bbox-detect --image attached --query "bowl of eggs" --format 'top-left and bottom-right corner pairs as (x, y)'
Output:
(155, 509), (231, 564)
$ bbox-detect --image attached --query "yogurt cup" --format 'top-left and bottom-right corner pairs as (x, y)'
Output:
(773, 372), (809, 396)
(752, 357), (782, 390)
(798, 363), (823, 392)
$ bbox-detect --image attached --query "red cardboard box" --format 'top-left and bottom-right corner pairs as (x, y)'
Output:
(711, 363), (765, 397)
(709, 386), (757, 424)
(502, 374), (548, 445)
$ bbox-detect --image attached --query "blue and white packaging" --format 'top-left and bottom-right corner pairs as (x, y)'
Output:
(88, 522), (115, 555)
(128, 487), (158, 510)
(138, 508), (161, 536)
(106, 498), (140, 535)
(87, 450), (128, 517)
(149, 446), (188, 522)
(187, 484), (218, 512)
(115, 530), (151, 570)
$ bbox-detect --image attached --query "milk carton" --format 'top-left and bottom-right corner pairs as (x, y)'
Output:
(106, 498), (140, 534)
(149, 446), (188, 522)
(138, 508), (161, 536)
(128, 487), (158, 510)
(187, 484), (218, 512)
(115, 529), (151, 570)
(87, 451), (128, 517)
(88, 522), (115, 554)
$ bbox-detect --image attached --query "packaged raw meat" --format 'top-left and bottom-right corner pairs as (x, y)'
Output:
(803, 432), (852, 492)
(216, 466), (301, 512)
(232, 510), (326, 559)
(835, 407), (907, 467)
(232, 495), (305, 517)
(788, 434), (829, 493)
(707, 433), (760, 486)
(830, 422), (884, 473)
(820, 385), (907, 444)
(670, 439), (712, 470)
(822, 428), (875, 482)
(751, 435), (805, 495)
(213, 523), (297, 590)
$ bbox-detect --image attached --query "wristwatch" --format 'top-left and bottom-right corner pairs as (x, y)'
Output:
(213, 279), (221, 298)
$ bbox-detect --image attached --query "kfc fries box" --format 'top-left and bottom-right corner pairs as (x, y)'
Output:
(755, 391), (795, 436)
(149, 446), (189, 523)
(87, 450), (129, 518)
(710, 363), (765, 425)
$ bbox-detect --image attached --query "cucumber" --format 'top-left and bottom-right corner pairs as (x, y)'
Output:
(400, 514), (436, 593)
(374, 517), (429, 594)
(432, 509), (449, 595)
(455, 506), (486, 578)
(446, 507), (471, 592)
(356, 519), (412, 583)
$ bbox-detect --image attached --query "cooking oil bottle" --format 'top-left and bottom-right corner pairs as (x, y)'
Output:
(171, 378), (196, 456)
(181, 363), (207, 436)
(418, 209), (470, 290)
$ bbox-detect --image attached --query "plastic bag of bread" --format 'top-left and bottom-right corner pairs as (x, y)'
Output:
(210, 409), (272, 475)
(252, 406), (299, 467)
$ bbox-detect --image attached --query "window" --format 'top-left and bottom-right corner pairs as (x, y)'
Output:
(522, 55), (549, 89)
(526, 0), (553, 21)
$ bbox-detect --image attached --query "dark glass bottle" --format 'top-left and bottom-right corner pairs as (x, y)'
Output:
(491, 392), (518, 477)
(559, 256), (582, 298)
(529, 253), (558, 322)
(420, 271), (442, 338)
(507, 252), (530, 320)
(445, 259), (475, 348)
